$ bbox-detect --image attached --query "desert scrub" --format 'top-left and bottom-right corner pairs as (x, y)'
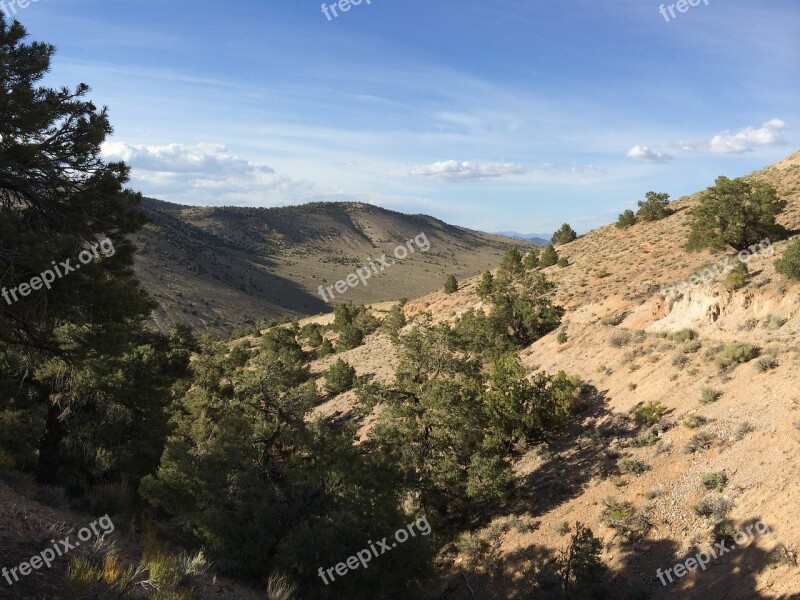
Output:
(608, 331), (631, 347)
(735, 422), (755, 440)
(602, 497), (651, 542)
(601, 314), (623, 326)
(634, 401), (667, 426)
(672, 353), (689, 369)
(684, 413), (708, 429)
(724, 261), (749, 290)
(693, 496), (732, 519)
(557, 330), (568, 344)
(701, 387), (721, 405)
(685, 431), (716, 453)
(668, 329), (698, 343)
(775, 237), (800, 279)
(716, 341), (758, 370)
(755, 356), (779, 372)
(617, 458), (650, 476)
(766, 314), (787, 330)
(701, 472), (728, 492)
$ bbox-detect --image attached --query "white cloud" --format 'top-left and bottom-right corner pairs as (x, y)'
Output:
(626, 145), (673, 163)
(409, 160), (526, 181)
(708, 118), (787, 154)
(101, 142), (313, 205)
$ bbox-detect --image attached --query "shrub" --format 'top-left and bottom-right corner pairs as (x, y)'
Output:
(684, 414), (708, 429)
(602, 497), (650, 542)
(616, 209), (637, 229)
(382, 303), (407, 340)
(716, 342), (758, 369)
(539, 244), (558, 267)
(636, 191), (672, 222)
(766, 314), (787, 330)
(686, 176), (787, 252)
(755, 356), (779, 372)
(557, 257), (569, 268)
(617, 458), (649, 476)
(735, 422), (755, 440)
(701, 472), (728, 492)
(701, 387), (721, 405)
(724, 261), (749, 290)
(685, 431), (716, 453)
(318, 337), (335, 357)
(693, 496), (732, 519)
(324, 359), (357, 394)
(669, 329), (698, 343)
(552, 223), (577, 245)
(634, 401), (667, 426)
(557, 331), (568, 344)
(444, 274), (458, 294)
(713, 519), (738, 544)
(776, 238), (800, 279)
(499, 245), (525, 276)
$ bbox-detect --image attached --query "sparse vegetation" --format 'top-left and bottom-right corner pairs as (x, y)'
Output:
(685, 431), (716, 453)
(634, 401), (667, 426)
(716, 341), (758, 369)
(602, 497), (651, 542)
(775, 238), (800, 279)
(684, 413), (708, 429)
(701, 472), (729, 492)
(701, 387), (721, 405)
(693, 496), (732, 519)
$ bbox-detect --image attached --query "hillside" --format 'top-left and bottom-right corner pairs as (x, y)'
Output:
(132, 199), (519, 335)
(284, 150), (800, 598)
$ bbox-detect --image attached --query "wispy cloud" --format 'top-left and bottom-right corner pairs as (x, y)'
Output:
(409, 160), (526, 181)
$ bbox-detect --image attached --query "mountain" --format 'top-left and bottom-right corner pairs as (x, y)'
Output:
(493, 230), (552, 244)
(132, 199), (523, 335)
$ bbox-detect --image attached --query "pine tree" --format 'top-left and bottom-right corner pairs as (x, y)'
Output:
(616, 209), (637, 228)
(551, 223), (577, 245)
(444, 274), (458, 294)
(539, 244), (559, 267)
(686, 176), (787, 251)
(477, 271), (494, 299)
(636, 191), (672, 222)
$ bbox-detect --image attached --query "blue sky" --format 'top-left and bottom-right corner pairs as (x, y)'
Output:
(11, 0), (799, 233)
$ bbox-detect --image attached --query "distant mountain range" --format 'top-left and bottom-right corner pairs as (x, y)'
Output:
(132, 199), (523, 335)
(492, 231), (552, 245)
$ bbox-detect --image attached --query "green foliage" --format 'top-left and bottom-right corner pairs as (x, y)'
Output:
(381, 303), (407, 340)
(616, 209), (637, 229)
(539, 244), (559, 267)
(701, 387), (721, 405)
(523, 249), (540, 270)
(333, 302), (378, 350)
(724, 260), (749, 290)
(482, 353), (581, 448)
(557, 257), (569, 268)
(499, 245), (525, 276)
(324, 359), (356, 394)
(602, 497), (650, 543)
(299, 322), (323, 347)
(634, 401), (667, 426)
(476, 272), (565, 352)
(668, 328), (698, 342)
(775, 238), (800, 279)
(617, 458), (649, 476)
(684, 413), (708, 429)
(636, 191), (672, 222)
(551, 223), (577, 245)
(716, 341), (758, 369)
(318, 337), (335, 357)
(476, 271), (494, 299)
(701, 472), (728, 492)
(557, 331), (568, 344)
(685, 431), (716, 453)
(686, 176), (787, 251)
(444, 274), (458, 294)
